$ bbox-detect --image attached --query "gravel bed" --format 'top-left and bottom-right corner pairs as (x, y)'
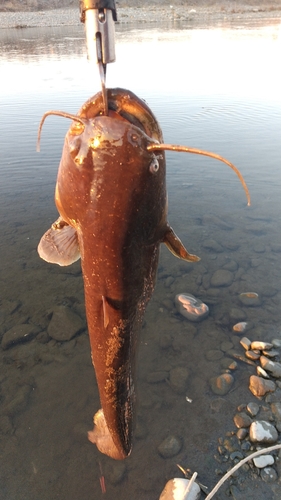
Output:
(1, 4), (281, 29)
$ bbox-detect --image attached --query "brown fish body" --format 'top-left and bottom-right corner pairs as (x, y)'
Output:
(38, 88), (248, 460)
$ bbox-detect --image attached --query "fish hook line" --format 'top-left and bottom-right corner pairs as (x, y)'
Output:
(147, 143), (251, 207)
(37, 111), (85, 152)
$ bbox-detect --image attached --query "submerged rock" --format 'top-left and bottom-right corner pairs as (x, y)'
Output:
(175, 293), (209, 322)
(210, 373), (234, 395)
(1, 323), (40, 350)
(260, 356), (281, 378)
(249, 375), (276, 397)
(249, 421), (278, 444)
(210, 270), (234, 287)
(47, 305), (84, 341)
(158, 436), (182, 458)
(238, 292), (261, 307)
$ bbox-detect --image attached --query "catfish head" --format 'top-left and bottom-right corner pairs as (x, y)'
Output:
(37, 88), (250, 460)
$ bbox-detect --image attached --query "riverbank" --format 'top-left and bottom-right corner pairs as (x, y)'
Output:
(0, 2), (281, 29)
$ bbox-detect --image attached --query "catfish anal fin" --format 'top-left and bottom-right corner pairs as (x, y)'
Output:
(163, 225), (200, 262)
(38, 217), (80, 266)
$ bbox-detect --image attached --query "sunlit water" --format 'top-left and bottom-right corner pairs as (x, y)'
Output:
(0, 17), (281, 500)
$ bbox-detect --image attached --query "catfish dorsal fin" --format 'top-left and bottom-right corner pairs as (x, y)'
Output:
(163, 225), (200, 262)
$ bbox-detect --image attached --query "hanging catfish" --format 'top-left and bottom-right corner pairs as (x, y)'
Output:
(37, 88), (250, 460)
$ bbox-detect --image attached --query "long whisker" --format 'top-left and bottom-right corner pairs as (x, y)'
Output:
(147, 143), (251, 206)
(37, 111), (85, 152)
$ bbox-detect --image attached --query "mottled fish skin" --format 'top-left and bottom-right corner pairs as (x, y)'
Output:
(38, 89), (197, 459)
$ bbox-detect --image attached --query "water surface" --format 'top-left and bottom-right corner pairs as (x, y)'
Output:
(0, 17), (281, 500)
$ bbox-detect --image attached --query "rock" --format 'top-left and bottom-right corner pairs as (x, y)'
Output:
(158, 435), (182, 458)
(236, 428), (248, 440)
(202, 238), (224, 253)
(253, 455), (274, 468)
(1, 323), (40, 350)
(175, 293), (209, 322)
(169, 367), (189, 394)
(249, 421), (278, 444)
(233, 412), (252, 428)
(223, 260), (238, 271)
(249, 375), (276, 397)
(232, 322), (249, 333)
(229, 308), (247, 321)
(206, 349), (224, 361)
(210, 270), (234, 287)
(272, 338), (281, 348)
(147, 371), (169, 384)
(262, 349), (279, 358)
(47, 306), (84, 341)
(210, 373), (234, 395)
(159, 478), (201, 500)
(246, 402), (259, 417)
(271, 402), (281, 420)
(251, 341), (273, 351)
(260, 356), (281, 378)
(260, 467), (278, 483)
(238, 292), (261, 306)
(245, 350), (260, 361)
(240, 337), (251, 350)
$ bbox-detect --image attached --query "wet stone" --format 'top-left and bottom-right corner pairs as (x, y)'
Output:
(223, 260), (238, 272)
(210, 270), (234, 287)
(249, 375), (276, 397)
(247, 402), (259, 417)
(157, 435), (182, 458)
(257, 366), (270, 379)
(272, 338), (281, 348)
(251, 341), (273, 351)
(233, 322), (249, 333)
(271, 402), (281, 420)
(210, 373), (234, 395)
(236, 428), (248, 440)
(175, 293), (209, 322)
(202, 238), (224, 253)
(260, 467), (278, 483)
(233, 412), (252, 428)
(260, 356), (281, 378)
(169, 367), (189, 394)
(229, 307), (247, 321)
(47, 305), (84, 341)
(245, 350), (260, 361)
(253, 455), (274, 468)
(249, 420), (278, 444)
(240, 337), (251, 350)
(1, 323), (40, 350)
(238, 292), (261, 307)
(263, 349), (279, 358)
(206, 349), (224, 361)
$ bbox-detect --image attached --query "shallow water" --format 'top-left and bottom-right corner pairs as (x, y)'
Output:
(0, 17), (281, 500)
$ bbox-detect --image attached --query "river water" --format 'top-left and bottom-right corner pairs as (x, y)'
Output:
(0, 16), (281, 500)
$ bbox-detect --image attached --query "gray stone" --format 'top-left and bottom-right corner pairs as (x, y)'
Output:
(263, 349), (279, 358)
(157, 435), (182, 458)
(272, 338), (281, 348)
(257, 366), (270, 379)
(210, 270), (234, 287)
(169, 367), (189, 394)
(147, 371), (169, 384)
(1, 323), (40, 350)
(271, 402), (281, 420)
(175, 293), (209, 322)
(159, 478), (201, 500)
(247, 402), (259, 417)
(260, 356), (281, 378)
(249, 420), (278, 444)
(210, 373), (234, 395)
(253, 455), (274, 468)
(47, 306), (84, 341)
(238, 292), (261, 306)
(236, 428), (248, 440)
(202, 238), (224, 253)
(240, 337), (251, 350)
(233, 412), (252, 428)
(249, 375), (276, 397)
(260, 467), (278, 483)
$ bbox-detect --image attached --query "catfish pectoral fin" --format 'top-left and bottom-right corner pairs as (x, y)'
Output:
(38, 217), (80, 266)
(163, 225), (200, 262)
(88, 409), (127, 460)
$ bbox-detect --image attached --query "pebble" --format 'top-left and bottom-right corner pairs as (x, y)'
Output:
(249, 420), (278, 444)
(271, 402), (281, 420)
(157, 436), (182, 458)
(272, 338), (281, 348)
(240, 337), (251, 350)
(238, 292), (261, 307)
(47, 305), (84, 341)
(233, 412), (252, 428)
(1, 323), (41, 350)
(174, 293), (209, 322)
(233, 322), (249, 333)
(260, 356), (281, 378)
(210, 373), (234, 395)
(169, 367), (189, 394)
(210, 269), (234, 287)
(202, 238), (224, 253)
(236, 428), (248, 440)
(260, 467), (278, 483)
(159, 478), (201, 500)
(249, 375), (276, 397)
(246, 402), (259, 417)
(253, 455), (274, 468)
(245, 350), (260, 361)
(257, 366), (270, 378)
(262, 349), (279, 358)
(251, 341), (273, 351)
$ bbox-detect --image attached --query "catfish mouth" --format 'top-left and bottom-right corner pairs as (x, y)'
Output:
(37, 87), (250, 206)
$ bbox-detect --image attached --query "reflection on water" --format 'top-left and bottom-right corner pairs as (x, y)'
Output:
(0, 17), (281, 500)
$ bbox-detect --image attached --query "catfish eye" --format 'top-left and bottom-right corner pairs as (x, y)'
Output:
(149, 158), (159, 174)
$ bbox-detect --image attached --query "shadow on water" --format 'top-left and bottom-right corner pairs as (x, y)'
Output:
(0, 17), (281, 500)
